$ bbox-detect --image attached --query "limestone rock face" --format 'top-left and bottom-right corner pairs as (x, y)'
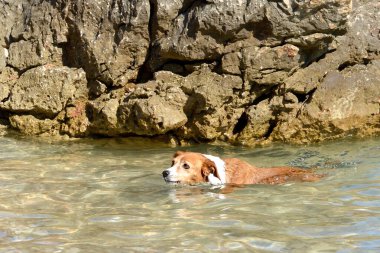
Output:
(0, 0), (22, 73)
(151, 0), (351, 76)
(176, 68), (245, 141)
(0, 67), (18, 102)
(9, 115), (60, 136)
(1, 66), (87, 117)
(0, 0), (379, 145)
(61, 0), (151, 86)
(273, 61), (380, 143)
(121, 88), (188, 136)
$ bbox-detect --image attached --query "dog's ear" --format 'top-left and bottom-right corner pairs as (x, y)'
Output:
(201, 159), (219, 180)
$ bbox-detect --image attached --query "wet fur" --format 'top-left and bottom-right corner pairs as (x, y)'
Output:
(163, 151), (322, 185)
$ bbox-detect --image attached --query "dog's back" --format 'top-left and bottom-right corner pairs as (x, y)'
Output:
(224, 158), (322, 184)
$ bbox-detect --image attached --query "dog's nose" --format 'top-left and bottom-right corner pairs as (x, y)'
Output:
(162, 170), (170, 178)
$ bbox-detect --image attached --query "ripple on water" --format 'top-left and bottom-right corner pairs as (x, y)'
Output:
(0, 136), (379, 252)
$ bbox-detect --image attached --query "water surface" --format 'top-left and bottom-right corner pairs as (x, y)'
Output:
(0, 135), (379, 252)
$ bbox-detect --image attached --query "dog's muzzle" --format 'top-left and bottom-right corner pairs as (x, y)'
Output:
(162, 169), (179, 184)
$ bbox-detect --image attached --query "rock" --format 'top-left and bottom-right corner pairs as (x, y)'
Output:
(265, 0), (352, 38)
(0, 0), (22, 47)
(87, 94), (124, 136)
(9, 115), (60, 136)
(1, 66), (88, 117)
(273, 60), (380, 143)
(88, 80), (108, 99)
(242, 44), (302, 86)
(88, 71), (188, 136)
(151, 0), (350, 71)
(0, 0), (24, 73)
(0, 84), (9, 103)
(60, 99), (90, 137)
(88, 68), (246, 141)
(237, 99), (273, 141)
(62, 0), (150, 85)
(128, 95), (188, 135)
(1, 0), (379, 145)
(0, 124), (8, 136)
(221, 52), (242, 75)
(119, 78), (188, 136)
(176, 67), (246, 141)
(5, 1), (65, 72)
(7, 40), (62, 72)
(0, 67), (18, 102)
(0, 47), (7, 72)
(269, 0), (380, 143)
(285, 1), (380, 95)
(8, 40), (46, 71)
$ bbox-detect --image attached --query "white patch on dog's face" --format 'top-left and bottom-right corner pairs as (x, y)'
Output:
(163, 164), (181, 184)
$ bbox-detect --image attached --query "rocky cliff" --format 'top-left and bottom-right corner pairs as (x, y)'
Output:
(0, 0), (379, 145)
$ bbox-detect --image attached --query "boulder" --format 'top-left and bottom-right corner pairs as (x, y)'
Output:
(4, 1), (65, 72)
(88, 71), (188, 136)
(9, 115), (60, 136)
(118, 73), (188, 136)
(273, 60), (380, 143)
(88, 95), (123, 136)
(89, 69), (246, 141)
(241, 44), (302, 86)
(61, 0), (151, 85)
(0, 67), (18, 102)
(237, 99), (273, 142)
(1, 66), (88, 117)
(177, 67), (245, 141)
(0, 0), (23, 73)
(7, 40), (50, 72)
(60, 99), (90, 137)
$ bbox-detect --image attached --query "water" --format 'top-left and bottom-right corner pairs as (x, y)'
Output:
(0, 135), (379, 252)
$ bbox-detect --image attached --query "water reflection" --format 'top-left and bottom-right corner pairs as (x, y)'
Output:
(0, 135), (379, 252)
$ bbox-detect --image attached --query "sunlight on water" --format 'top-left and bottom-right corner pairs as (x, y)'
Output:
(0, 135), (379, 252)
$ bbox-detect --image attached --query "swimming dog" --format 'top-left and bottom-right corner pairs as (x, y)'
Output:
(162, 151), (322, 185)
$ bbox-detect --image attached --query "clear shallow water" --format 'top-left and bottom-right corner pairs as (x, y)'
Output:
(0, 135), (379, 252)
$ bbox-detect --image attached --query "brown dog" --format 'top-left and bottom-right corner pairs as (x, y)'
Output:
(162, 151), (322, 185)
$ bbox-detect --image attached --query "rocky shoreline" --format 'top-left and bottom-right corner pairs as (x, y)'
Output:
(0, 0), (379, 145)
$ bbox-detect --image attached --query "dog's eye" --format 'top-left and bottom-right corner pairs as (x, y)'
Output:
(183, 163), (190, 169)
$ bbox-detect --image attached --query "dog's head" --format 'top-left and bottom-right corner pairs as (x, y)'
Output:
(162, 151), (220, 185)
